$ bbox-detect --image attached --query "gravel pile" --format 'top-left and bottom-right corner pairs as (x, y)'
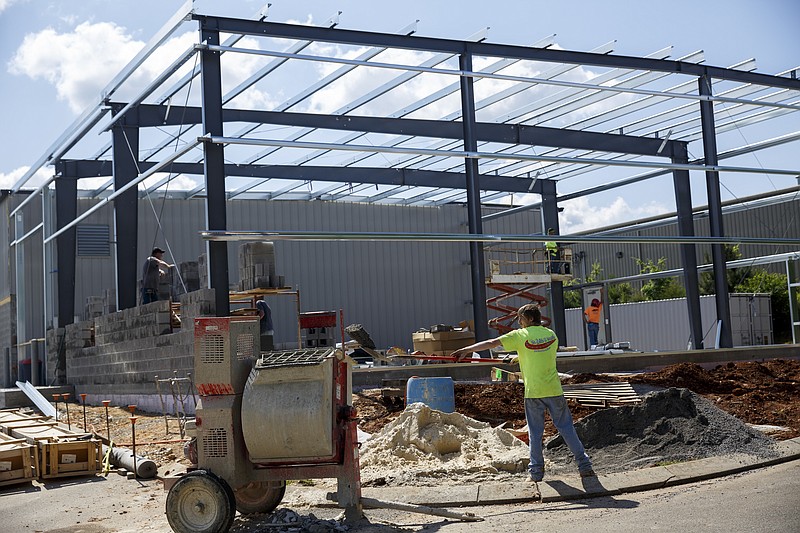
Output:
(235, 508), (350, 532)
(545, 387), (778, 473)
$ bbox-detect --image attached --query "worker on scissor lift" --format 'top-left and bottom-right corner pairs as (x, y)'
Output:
(544, 229), (562, 274)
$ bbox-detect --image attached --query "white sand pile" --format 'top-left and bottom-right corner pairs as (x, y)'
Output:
(358, 402), (529, 486)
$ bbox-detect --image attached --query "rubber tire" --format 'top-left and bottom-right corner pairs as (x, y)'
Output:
(166, 470), (236, 533)
(234, 480), (287, 514)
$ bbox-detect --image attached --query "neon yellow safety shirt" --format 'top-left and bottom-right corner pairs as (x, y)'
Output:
(499, 325), (562, 398)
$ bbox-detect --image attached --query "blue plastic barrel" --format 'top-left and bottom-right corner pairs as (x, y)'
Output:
(406, 376), (455, 413)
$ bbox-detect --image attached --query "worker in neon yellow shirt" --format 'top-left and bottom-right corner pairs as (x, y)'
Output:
(544, 228), (561, 274)
(451, 304), (595, 482)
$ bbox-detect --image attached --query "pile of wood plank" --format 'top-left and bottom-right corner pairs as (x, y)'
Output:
(0, 409), (101, 482)
(562, 382), (641, 407)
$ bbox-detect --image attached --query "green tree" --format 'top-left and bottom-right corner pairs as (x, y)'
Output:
(734, 270), (792, 344)
(636, 257), (685, 301)
(699, 244), (753, 294)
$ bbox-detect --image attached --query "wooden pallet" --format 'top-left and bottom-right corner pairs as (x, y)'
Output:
(562, 382), (641, 407)
(0, 410), (100, 480)
(0, 433), (38, 487)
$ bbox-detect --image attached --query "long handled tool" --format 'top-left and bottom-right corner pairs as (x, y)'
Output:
(388, 354), (510, 363)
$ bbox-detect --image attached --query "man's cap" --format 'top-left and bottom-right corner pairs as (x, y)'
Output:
(591, 298), (600, 306)
(152, 247), (166, 255)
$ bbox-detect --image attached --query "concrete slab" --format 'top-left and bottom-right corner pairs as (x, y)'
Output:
(600, 466), (673, 494)
(363, 484), (479, 506)
(773, 438), (800, 457)
(0, 385), (74, 410)
(477, 482), (541, 504)
(663, 454), (761, 483)
(538, 475), (614, 502)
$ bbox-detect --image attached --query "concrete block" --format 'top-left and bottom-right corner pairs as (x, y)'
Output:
(477, 482), (543, 504)
(663, 454), (761, 484)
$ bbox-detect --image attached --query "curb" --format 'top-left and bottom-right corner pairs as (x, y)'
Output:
(286, 437), (800, 508)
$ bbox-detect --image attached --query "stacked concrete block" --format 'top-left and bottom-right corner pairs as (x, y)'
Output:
(104, 288), (117, 315)
(178, 289), (216, 324)
(84, 296), (105, 320)
(238, 242), (283, 291)
(173, 261), (201, 297)
(93, 300), (172, 346)
(45, 328), (64, 381)
(64, 320), (94, 350)
(198, 253), (208, 289)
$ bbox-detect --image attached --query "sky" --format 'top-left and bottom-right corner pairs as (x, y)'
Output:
(0, 0), (798, 233)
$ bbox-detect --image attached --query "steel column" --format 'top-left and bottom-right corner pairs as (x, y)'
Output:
(111, 108), (140, 310)
(55, 177), (78, 328)
(200, 26), (230, 316)
(539, 179), (566, 345)
(698, 76), (732, 348)
(459, 53), (489, 343)
(672, 145), (703, 349)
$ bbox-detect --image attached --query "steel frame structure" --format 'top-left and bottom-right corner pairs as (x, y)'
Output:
(8, 4), (800, 373)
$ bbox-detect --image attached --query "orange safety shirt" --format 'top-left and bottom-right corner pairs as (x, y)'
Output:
(584, 304), (602, 324)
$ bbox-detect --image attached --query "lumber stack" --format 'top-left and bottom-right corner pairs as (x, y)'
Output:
(561, 382), (641, 407)
(0, 409), (101, 480)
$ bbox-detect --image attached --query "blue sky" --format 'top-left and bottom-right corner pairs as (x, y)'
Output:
(1, 0), (798, 232)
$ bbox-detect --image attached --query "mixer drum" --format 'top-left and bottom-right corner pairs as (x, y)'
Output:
(241, 349), (336, 463)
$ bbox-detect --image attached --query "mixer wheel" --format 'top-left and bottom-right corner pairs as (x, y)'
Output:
(166, 470), (236, 533)
(234, 480), (287, 514)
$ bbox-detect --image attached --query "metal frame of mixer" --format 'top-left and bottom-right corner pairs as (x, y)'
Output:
(165, 316), (361, 533)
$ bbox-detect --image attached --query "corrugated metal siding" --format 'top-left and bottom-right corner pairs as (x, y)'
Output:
(126, 199), (536, 349)
(565, 294), (772, 351)
(576, 197), (800, 280)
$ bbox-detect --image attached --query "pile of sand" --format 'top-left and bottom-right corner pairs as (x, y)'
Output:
(358, 403), (529, 486)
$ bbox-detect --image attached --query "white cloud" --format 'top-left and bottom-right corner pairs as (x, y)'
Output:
(0, 0), (18, 15)
(0, 165), (55, 190)
(9, 22), (145, 112)
(558, 196), (670, 234)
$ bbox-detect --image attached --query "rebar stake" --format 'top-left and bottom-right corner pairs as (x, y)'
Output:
(129, 416), (138, 480)
(102, 400), (111, 443)
(52, 394), (60, 422)
(80, 393), (87, 429)
(63, 393), (72, 430)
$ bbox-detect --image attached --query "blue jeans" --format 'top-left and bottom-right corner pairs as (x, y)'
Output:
(587, 322), (599, 347)
(141, 288), (158, 305)
(525, 396), (592, 479)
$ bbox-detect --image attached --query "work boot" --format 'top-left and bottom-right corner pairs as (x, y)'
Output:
(579, 469), (596, 478)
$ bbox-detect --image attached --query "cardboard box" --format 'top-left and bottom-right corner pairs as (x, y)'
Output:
(412, 330), (474, 354)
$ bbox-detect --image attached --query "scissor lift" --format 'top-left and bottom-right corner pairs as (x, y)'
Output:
(485, 248), (572, 335)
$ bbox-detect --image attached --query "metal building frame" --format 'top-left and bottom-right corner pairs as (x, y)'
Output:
(8, 3), (800, 375)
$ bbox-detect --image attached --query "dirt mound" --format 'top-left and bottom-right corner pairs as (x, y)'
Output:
(545, 388), (777, 473)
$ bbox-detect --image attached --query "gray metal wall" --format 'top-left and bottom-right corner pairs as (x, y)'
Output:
(572, 196), (800, 282)
(64, 198), (538, 351)
(565, 293), (773, 352)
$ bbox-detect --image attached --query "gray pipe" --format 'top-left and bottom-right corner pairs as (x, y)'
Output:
(103, 445), (158, 479)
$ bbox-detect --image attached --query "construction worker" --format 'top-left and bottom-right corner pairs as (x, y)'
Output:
(451, 304), (595, 482)
(584, 298), (603, 348)
(544, 228), (560, 274)
(140, 247), (173, 304)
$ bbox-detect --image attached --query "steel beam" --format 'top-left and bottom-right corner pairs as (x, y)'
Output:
(192, 16), (800, 90)
(200, 28), (230, 317)
(539, 180), (566, 345)
(672, 145), (703, 349)
(123, 105), (678, 158)
(698, 75), (732, 349)
(111, 110), (141, 311)
(460, 53), (489, 345)
(57, 160), (538, 193)
(55, 176), (77, 384)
